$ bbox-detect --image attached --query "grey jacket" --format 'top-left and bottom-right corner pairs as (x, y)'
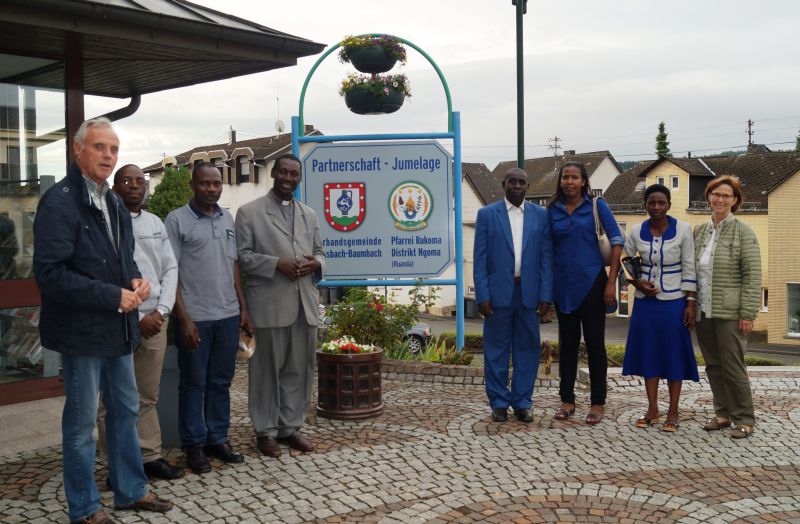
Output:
(235, 193), (325, 328)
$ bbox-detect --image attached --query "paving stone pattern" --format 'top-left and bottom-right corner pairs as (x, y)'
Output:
(2, 364), (800, 523)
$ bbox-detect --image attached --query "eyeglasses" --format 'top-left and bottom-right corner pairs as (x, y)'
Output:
(709, 192), (734, 201)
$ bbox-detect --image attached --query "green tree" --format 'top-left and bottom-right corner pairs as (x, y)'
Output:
(655, 121), (672, 159)
(147, 166), (193, 221)
(795, 126), (800, 152)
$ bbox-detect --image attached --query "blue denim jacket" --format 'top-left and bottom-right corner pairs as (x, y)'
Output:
(548, 194), (623, 313)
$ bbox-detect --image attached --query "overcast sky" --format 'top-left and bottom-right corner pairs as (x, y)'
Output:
(89, 0), (800, 171)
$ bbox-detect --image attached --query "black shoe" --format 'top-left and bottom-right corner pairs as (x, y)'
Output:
(204, 441), (244, 464)
(514, 408), (534, 423)
(491, 408), (508, 422)
(185, 445), (211, 474)
(144, 458), (184, 480)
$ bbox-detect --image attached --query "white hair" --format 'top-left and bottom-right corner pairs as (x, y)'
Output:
(74, 117), (114, 146)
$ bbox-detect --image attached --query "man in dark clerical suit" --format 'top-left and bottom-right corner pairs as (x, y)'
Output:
(473, 168), (553, 423)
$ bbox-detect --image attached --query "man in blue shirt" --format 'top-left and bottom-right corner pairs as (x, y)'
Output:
(473, 168), (553, 423)
(165, 162), (251, 474)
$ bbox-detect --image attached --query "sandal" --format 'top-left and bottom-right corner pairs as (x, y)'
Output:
(554, 405), (575, 421)
(635, 415), (660, 429)
(703, 417), (731, 432)
(659, 419), (679, 433)
(730, 424), (753, 439)
(586, 407), (604, 425)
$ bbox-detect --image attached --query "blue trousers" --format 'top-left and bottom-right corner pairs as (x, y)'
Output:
(61, 352), (147, 522)
(176, 315), (239, 447)
(482, 284), (541, 409)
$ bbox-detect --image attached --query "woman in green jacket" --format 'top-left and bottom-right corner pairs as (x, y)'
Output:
(694, 176), (761, 439)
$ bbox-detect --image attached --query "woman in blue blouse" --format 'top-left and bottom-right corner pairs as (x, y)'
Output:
(622, 184), (698, 432)
(548, 161), (624, 424)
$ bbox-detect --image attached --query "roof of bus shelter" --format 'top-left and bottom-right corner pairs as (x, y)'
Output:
(0, 0), (326, 98)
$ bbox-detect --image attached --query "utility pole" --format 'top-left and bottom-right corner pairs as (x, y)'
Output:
(512, 0), (527, 169)
(548, 136), (562, 158)
(746, 119), (755, 146)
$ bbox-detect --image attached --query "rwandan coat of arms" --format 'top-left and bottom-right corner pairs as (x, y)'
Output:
(324, 182), (366, 232)
(389, 181), (432, 231)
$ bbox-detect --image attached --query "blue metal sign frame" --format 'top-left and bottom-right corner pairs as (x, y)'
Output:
(291, 34), (465, 350)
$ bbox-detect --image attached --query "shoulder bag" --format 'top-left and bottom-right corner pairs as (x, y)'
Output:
(592, 196), (612, 266)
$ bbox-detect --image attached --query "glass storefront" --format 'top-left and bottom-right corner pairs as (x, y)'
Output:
(0, 53), (66, 387)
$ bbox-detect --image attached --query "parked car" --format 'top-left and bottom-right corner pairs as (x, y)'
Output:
(318, 305), (432, 354)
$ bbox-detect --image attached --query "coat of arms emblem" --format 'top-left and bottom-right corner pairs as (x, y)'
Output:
(389, 181), (432, 231)
(324, 183), (366, 232)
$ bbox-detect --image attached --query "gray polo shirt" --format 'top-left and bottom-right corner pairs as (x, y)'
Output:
(165, 202), (239, 322)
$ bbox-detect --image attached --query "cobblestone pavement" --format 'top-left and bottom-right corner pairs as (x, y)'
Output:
(2, 365), (800, 523)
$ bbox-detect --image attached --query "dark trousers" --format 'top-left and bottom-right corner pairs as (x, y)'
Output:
(556, 271), (608, 406)
(176, 315), (240, 447)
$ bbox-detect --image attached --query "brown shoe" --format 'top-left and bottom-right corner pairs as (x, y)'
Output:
(115, 492), (173, 513)
(278, 431), (315, 452)
(257, 436), (282, 458)
(70, 509), (115, 524)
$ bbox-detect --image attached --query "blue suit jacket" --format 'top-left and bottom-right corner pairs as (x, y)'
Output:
(473, 199), (553, 309)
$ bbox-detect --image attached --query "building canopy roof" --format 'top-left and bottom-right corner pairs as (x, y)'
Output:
(0, 0), (325, 98)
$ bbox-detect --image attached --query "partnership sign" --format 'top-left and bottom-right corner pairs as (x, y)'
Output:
(302, 141), (454, 278)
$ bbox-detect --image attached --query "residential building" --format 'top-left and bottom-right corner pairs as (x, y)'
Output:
(143, 126), (321, 216)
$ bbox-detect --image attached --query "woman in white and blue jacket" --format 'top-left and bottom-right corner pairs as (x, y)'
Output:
(622, 184), (699, 433)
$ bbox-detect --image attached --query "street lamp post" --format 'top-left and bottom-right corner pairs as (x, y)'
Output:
(512, 0), (527, 169)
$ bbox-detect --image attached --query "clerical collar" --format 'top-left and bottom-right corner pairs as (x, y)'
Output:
(270, 190), (293, 206)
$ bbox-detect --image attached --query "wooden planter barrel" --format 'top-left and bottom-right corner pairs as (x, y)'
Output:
(348, 45), (398, 74)
(316, 349), (383, 420)
(344, 86), (405, 115)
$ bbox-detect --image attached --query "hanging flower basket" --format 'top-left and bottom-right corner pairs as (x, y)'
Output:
(339, 35), (407, 74)
(317, 338), (383, 420)
(339, 73), (411, 115)
(349, 45), (397, 74)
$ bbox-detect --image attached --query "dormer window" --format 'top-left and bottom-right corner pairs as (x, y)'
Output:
(237, 156), (250, 184)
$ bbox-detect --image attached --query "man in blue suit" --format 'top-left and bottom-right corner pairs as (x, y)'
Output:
(474, 168), (553, 422)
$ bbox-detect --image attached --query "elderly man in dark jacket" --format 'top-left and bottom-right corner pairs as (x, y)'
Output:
(33, 117), (172, 524)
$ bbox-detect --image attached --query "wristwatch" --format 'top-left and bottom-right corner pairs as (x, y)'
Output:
(159, 310), (169, 321)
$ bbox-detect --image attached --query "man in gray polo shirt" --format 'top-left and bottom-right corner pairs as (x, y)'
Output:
(165, 162), (251, 474)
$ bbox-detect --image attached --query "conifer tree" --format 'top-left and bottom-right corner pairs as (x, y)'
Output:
(656, 121), (672, 159)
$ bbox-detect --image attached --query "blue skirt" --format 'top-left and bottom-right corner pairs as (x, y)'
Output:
(622, 296), (699, 381)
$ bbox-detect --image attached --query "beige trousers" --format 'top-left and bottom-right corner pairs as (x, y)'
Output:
(99, 318), (169, 462)
(695, 313), (755, 426)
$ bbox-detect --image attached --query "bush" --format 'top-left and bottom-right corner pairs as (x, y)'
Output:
(322, 286), (436, 354)
(147, 166), (193, 221)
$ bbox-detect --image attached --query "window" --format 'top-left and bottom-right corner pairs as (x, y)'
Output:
(788, 284), (800, 337)
(538, 198), (547, 206)
(656, 176), (665, 186)
(591, 188), (603, 197)
(237, 156), (250, 184)
(761, 288), (768, 312)
(671, 176), (679, 190)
